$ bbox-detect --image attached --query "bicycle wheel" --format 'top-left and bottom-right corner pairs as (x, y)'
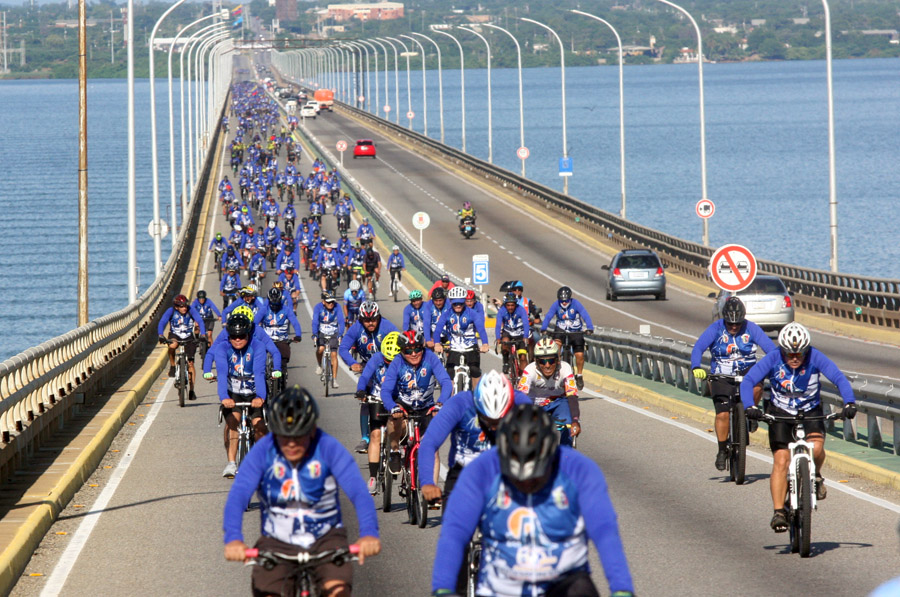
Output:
(236, 430), (250, 469)
(177, 355), (187, 408)
(405, 469), (418, 525)
(797, 458), (812, 557)
(417, 465), (428, 529)
(381, 442), (392, 512)
(730, 404), (748, 485)
(323, 353), (331, 397)
(466, 543), (481, 597)
(392, 277), (399, 302)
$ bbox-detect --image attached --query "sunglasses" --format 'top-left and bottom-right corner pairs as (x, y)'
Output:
(229, 334), (249, 341)
(402, 347), (424, 355)
(536, 357), (558, 366)
(785, 352), (805, 360)
(360, 318), (378, 323)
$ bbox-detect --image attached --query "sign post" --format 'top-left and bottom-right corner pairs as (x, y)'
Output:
(708, 244), (758, 293)
(558, 157), (573, 177)
(412, 211), (430, 250)
(696, 199), (715, 219)
(472, 253), (490, 299)
(335, 140), (347, 166)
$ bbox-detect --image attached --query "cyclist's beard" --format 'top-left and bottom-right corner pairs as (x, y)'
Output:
(478, 421), (497, 445)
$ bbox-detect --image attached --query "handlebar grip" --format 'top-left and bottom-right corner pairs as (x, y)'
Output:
(244, 548), (259, 558)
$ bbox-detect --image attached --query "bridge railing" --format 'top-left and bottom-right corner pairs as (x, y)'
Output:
(283, 76), (900, 330)
(0, 96), (227, 477)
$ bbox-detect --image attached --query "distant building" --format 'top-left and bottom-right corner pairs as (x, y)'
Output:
(277, 0), (298, 22)
(54, 18), (98, 28)
(750, 19), (766, 27)
(326, 2), (404, 22)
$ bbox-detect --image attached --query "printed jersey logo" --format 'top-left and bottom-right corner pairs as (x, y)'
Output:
(507, 507), (538, 540)
(307, 460), (322, 478)
(552, 486), (569, 510)
(280, 479), (295, 500)
(273, 462), (287, 480)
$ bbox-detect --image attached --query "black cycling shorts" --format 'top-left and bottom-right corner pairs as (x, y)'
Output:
(708, 377), (740, 415)
(766, 403), (825, 452)
(446, 350), (482, 379)
(316, 334), (339, 349)
(274, 340), (291, 364)
(167, 333), (197, 360)
(552, 332), (585, 352)
(500, 335), (528, 353)
(222, 393), (263, 420)
(367, 402), (389, 431)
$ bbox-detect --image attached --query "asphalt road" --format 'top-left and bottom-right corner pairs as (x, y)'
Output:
(12, 72), (900, 597)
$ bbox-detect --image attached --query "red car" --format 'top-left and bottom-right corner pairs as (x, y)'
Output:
(353, 139), (377, 159)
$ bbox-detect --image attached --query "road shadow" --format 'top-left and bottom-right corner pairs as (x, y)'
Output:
(764, 540), (873, 556)
(710, 473), (769, 485)
(56, 490), (229, 521)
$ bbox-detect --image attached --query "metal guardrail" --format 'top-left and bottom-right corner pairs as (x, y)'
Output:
(0, 96), (228, 469)
(581, 328), (900, 455)
(301, 87), (900, 330)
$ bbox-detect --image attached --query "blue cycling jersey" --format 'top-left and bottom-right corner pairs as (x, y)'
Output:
(402, 303), (426, 334)
(433, 307), (489, 352)
(157, 306), (206, 339)
(191, 299), (221, 321)
(690, 319), (776, 375)
(496, 305), (531, 342)
(380, 350), (452, 411)
(356, 353), (391, 399)
(311, 303), (344, 337)
(220, 273), (242, 294)
(258, 301), (303, 342)
(432, 448), (634, 596)
(338, 319), (399, 367)
(387, 253), (405, 269)
(423, 300), (450, 342)
(211, 337), (268, 400)
(541, 299), (593, 333)
(222, 430), (379, 548)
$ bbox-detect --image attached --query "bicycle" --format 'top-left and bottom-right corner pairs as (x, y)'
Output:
(397, 409), (431, 528)
(243, 544), (359, 597)
(465, 529), (483, 597)
(365, 395), (393, 512)
(499, 338), (526, 385)
(320, 336), (334, 397)
(554, 417), (578, 450)
(760, 409), (842, 558)
(452, 360), (472, 395)
(554, 329), (578, 369)
(218, 401), (258, 471)
(389, 267), (402, 302)
(213, 248), (225, 280)
(161, 337), (191, 408)
(708, 373), (749, 485)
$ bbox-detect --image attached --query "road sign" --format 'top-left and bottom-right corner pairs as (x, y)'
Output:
(336, 140), (348, 152)
(407, 110), (415, 120)
(412, 212), (430, 230)
(358, 95), (365, 102)
(147, 219), (169, 239)
(558, 157), (573, 177)
(517, 146), (530, 160)
(384, 105), (391, 113)
(472, 254), (490, 285)
(696, 199), (715, 219)
(709, 244), (757, 292)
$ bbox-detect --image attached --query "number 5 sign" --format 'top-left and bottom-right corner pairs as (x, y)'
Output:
(472, 254), (490, 285)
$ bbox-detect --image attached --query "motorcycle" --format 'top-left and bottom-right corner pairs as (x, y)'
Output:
(460, 216), (476, 239)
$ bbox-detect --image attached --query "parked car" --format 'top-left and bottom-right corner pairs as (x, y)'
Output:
(353, 139), (377, 159)
(299, 105), (317, 119)
(709, 274), (795, 332)
(602, 249), (666, 301)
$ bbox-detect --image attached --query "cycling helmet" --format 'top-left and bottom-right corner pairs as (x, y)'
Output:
(359, 301), (380, 319)
(246, 227), (254, 235)
(409, 290), (423, 301)
(431, 287), (446, 300)
(215, 232), (223, 240)
(722, 296), (746, 325)
(233, 225), (242, 232)
(448, 286), (467, 305)
(173, 294), (189, 308)
(197, 290), (207, 299)
(341, 232), (348, 239)
(227, 246), (236, 255)
(241, 284), (258, 297)
(778, 322), (811, 355)
(380, 331), (402, 362)
(473, 370), (515, 421)
(398, 330), (424, 350)
(273, 280), (285, 289)
(392, 245), (400, 251)
(503, 293), (518, 305)
(557, 286), (572, 302)
(322, 291), (337, 303)
(266, 385), (319, 437)
(466, 289), (476, 300)
(241, 206), (248, 213)
(512, 280), (524, 290)
(268, 220), (276, 229)
(232, 305), (255, 321)
(268, 287), (283, 305)
(534, 338), (560, 359)
(496, 404), (558, 482)
(463, 201), (472, 209)
(226, 313), (253, 338)
(349, 279), (361, 292)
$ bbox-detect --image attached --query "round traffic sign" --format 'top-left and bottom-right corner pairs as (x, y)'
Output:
(412, 211), (430, 230)
(709, 244), (758, 292)
(358, 95), (365, 102)
(517, 146), (530, 160)
(407, 110), (415, 120)
(384, 105), (391, 113)
(336, 140), (347, 152)
(696, 199), (715, 219)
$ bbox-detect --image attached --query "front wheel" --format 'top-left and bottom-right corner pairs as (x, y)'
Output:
(730, 404), (748, 485)
(406, 469), (418, 525)
(381, 443), (393, 512)
(236, 431), (250, 469)
(797, 458), (812, 557)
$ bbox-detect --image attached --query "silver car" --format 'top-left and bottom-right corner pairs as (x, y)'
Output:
(709, 274), (795, 332)
(602, 249), (667, 301)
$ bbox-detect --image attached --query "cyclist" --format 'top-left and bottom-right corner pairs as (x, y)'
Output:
(343, 279), (366, 330)
(456, 201), (476, 233)
(432, 286), (490, 387)
(221, 245), (245, 273)
(339, 301), (399, 454)
(495, 293), (531, 376)
(356, 216), (375, 248)
(381, 331), (452, 475)
(355, 332), (402, 494)
(278, 268), (301, 307)
(386, 245), (405, 294)
(345, 243), (366, 282)
(336, 232), (352, 256)
(517, 338), (581, 447)
(202, 305), (282, 382)
(402, 290), (426, 335)
(222, 285), (265, 322)
(258, 288), (303, 383)
(157, 294), (206, 402)
(192, 290), (220, 345)
(741, 322), (857, 533)
(223, 386), (381, 597)
(363, 247), (381, 296)
(246, 248), (267, 285)
(275, 243), (298, 275)
(690, 296), (776, 471)
(333, 195), (352, 233)
(431, 404), (635, 597)
(540, 286), (594, 391)
(423, 287), (449, 347)
(428, 274), (455, 299)
(220, 270), (242, 308)
(208, 232), (227, 262)
(312, 291), (344, 390)
(316, 243), (341, 292)
(465, 289), (484, 319)
(210, 313), (268, 479)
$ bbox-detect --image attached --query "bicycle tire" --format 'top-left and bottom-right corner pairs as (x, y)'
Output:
(416, 465), (428, 529)
(798, 458), (812, 557)
(236, 431), (250, 469)
(731, 404), (748, 485)
(324, 359), (331, 397)
(381, 442), (392, 512)
(406, 469), (418, 525)
(177, 355), (187, 408)
(466, 543), (481, 597)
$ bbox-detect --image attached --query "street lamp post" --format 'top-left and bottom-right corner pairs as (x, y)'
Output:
(457, 26), (492, 163)
(411, 32), (444, 144)
(571, 10), (628, 219)
(376, 37), (401, 125)
(520, 18), (569, 195)
(433, 29), (465, 152)
(483, 23), (525, 176)
(655, 0), (709, 245)
(184, 23), (225, 195)
(385, 37), (413, 129)
(359, 40), (380, 116)
(126, 0), (137, 302)
(368, 38), (392, 120)
(401, 34), (428, 136)
(821, 0), (838, 271)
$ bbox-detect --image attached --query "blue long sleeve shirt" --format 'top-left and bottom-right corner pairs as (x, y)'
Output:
(690, 319), (776, 375)
(432, 448), (634, 596)
(211, 336), (268, 401)
(204, 325), (281, 374)
(338, 318), (399, 367)
(157, 306), (206, 339)
(191, 299), (221, 321)
(222, 430), (379, 548)
(433, 307), (489, 352)
(402, 303), (426, 334)
(386, 252), (405, 269)
(495, 305), (531, 342)
(311, 303), (344, 338)
(257, 302), (303, 342)
(356, 353), (391, 398)
(423, 300), (450, 343)
(541, 299), (594, 333)
(380, 350), (452, 411)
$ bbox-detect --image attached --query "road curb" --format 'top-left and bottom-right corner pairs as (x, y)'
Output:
(582, 368), (900, 490)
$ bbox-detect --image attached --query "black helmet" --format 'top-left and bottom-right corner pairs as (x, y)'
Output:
(266, 385), (319, 437)
(432, 287), (446, 300)
(557, 286), (572, 302)
(722, 296), (746, 325)
(268, 287), (283, 306)
(197, 290), (207, 299)
(503, 293), (518, 305)
(227, 246), (235, 255)
(226, 313), (253, 338)
(497, 404), (558, 483)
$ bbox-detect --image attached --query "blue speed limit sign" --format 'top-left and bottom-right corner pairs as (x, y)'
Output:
(472, 254), (490, 285)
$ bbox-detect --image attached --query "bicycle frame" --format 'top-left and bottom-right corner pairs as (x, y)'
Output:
(787, 424), (817, 512)
(453, 362), (471, 394)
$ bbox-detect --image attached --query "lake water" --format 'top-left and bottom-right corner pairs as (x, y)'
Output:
(1, 58), (898, 360)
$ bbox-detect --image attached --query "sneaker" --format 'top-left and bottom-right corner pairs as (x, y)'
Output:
(389, 451), (402, 475)
(715, 450), (727, 471)
(189, 390), (197, 401)
(315, 365), (323, 376)
(575, 374), (584, 391)
(367, 477), (377, 495)
(355, 439), (369, 454)
(748, 418), (759, 433)
(770, 509), (789, 533)
(331, 379), (339, 389)
(816, 476), (827, 500)
(168, 365), (176, 378)
(222, 462), (237, 478)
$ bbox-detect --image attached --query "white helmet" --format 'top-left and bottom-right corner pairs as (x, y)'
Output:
(473, 370), (514, 420)
(349, 279), (361, 292)
(778, 322), (811, 354)
(448, 286), (467, 301)
(534, 338), (560, 359)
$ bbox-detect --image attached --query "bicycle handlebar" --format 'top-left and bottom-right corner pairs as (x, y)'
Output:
(244, 543), (360, 561)
(760, 411), (843, 424)
(708, 373), (744, 383)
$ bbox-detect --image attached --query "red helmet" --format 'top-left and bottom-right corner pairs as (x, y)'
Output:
(466, 289), (476, 300)
(174, 294), (189, 308)
(247, 227), (254, 235)
(398, 330), (423, 349)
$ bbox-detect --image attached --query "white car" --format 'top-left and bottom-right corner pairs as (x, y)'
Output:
(304, 101), (321, 113)
(300, 105), (317, 118)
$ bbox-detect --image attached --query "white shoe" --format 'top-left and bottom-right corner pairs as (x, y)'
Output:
(331, 379), (339, 389)
(367, 477), (377, 495)
(315, 365), (323, 376)
(222, 462), (237, 478)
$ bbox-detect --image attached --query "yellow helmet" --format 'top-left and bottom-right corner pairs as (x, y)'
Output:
(380, 331), (402, 362)
(233, 305), (255, 321)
